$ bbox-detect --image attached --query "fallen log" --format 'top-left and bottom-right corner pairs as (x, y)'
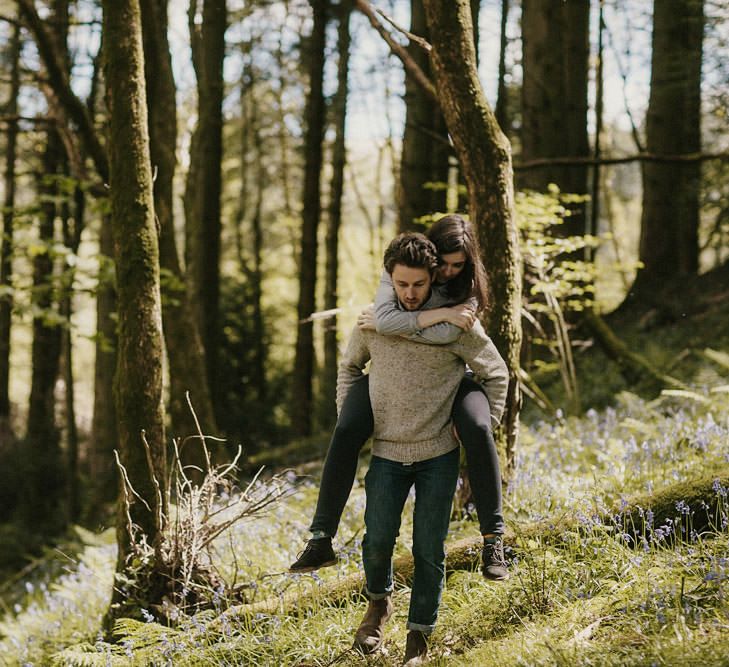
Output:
(583, 309), (686, 392)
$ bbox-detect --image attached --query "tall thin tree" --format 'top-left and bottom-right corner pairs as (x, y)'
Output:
(398, 0), (449, 231)
(102, 0), (166, 618)
(0, 18), (21, 437)
(184, 0), (227, 400)
(140, 0), (217, 445)
(322, 0), (353, 424)
(20, 0), (70, 537)
(291, 0), (329, 437)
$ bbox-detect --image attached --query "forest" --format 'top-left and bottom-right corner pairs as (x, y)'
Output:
(0, 0), (728, 664)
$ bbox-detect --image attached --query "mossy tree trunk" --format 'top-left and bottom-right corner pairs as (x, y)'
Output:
(102, 0), (166, 616)
(291, 0), (329, 438)
(184, 0), (227, 402)
(140, 0), (218, 452)
(421, 0), (522, 473)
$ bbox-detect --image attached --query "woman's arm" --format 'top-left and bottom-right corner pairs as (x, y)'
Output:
(371, 271), (473, 344)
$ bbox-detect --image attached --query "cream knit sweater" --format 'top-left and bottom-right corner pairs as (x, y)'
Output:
(336, 320), (509, 464)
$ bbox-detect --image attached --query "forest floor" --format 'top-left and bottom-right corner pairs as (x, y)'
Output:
(1, 267), (728, 666)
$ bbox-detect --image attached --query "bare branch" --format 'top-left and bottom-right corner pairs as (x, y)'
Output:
(374, 5), (431, 53)
(515, 151), (729, 171)
(354, 0), (437, 103)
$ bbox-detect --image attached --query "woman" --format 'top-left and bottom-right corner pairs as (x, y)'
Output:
(289, 215), (507, 580)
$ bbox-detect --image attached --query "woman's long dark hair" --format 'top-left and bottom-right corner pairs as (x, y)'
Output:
(427, 214), (489, 312)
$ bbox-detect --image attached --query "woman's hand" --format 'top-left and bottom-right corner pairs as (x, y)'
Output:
(444, 304), (477, 330)
(357, 304), (376, 330)
(415, 304), (477, 331)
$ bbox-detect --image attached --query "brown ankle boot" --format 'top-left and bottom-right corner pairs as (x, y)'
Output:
(402, 629), (428, 665)
(352, 596), (393, 654)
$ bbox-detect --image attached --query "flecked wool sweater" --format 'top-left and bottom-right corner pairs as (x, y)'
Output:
(336, 320), (509, 464)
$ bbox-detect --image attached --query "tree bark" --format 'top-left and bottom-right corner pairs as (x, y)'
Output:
(421, 0), (522, 473)
(321, 0), (353, 427)
(291, 0), (328, 437)
(398, 0), (449, 231)
(629, 0), (703, 300)
(0, 18), (20, 434)
(20, 0), (70, 538)
(520, 0), (590, 237)
(184, 0), (227, 400)
(102, 0), (166, 616)
(140, 0), (218, 448)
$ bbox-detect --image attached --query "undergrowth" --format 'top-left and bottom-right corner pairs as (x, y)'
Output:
(0, 387), (727, 666)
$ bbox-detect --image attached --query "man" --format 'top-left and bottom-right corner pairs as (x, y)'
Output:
(337, 233), (508, 665)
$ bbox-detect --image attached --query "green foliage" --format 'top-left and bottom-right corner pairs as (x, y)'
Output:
(3, 386), (728, 666)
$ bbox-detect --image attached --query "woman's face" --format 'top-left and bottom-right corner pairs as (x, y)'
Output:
(436, 250), (467, 283)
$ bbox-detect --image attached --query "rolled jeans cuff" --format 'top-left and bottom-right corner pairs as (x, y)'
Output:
(407, 621), (434, 635)
(365, 586), (392, 600)
(310, 530), (330, 540)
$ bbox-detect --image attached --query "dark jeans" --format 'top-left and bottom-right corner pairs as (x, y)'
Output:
(309, 375), (504, 537)
(363, 449), (460, 633)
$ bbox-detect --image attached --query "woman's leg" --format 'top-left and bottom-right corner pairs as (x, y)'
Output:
(451, 376), (504, 536)
(309, 375), (373, 538)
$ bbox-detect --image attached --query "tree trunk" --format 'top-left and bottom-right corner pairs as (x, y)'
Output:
(20, 0), (70, 538)
(102, 0), (166, 617)
(421, 0), (522, 473)
(88, 215), (118, 522)
(321, 0), (353, 427)
(629, 0), (703, 300)
(184, 0), (227, 400)
(494, 0), (509, 133)
(60, 186), (84, 522)
(520, 0), (590, 237)
(291, 0), (328, 438)
(398, 0), (449, 231)
(0, 18), (21, 436)
(140, 0), (218, 450)
(22, 127), (66, 535)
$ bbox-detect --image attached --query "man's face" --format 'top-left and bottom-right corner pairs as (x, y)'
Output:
(391, 264), (432, 311)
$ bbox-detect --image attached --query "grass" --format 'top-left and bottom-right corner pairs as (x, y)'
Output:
(0, 386), (728, 665)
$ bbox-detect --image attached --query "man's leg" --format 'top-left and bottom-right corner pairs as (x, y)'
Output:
(290, 376), (372, 572)
(354, 455), (412, 653)
(452, 377), (508, 580)
(408, 448), (460, 634)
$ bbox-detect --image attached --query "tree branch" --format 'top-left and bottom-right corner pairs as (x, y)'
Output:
(354, 0), (437, 103)
(17, 0), (109, 183)
(515, 151), (729, 171)
(373, 4), (431, 53)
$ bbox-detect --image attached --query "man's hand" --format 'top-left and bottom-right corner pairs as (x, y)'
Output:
(357, 304), (376, 330)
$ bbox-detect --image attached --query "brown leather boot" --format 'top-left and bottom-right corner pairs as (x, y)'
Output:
(402, 629), (428, 665)
(352, 596), (393, 654)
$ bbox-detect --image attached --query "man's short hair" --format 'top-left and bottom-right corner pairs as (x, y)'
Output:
(383, 233), (439, 275)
